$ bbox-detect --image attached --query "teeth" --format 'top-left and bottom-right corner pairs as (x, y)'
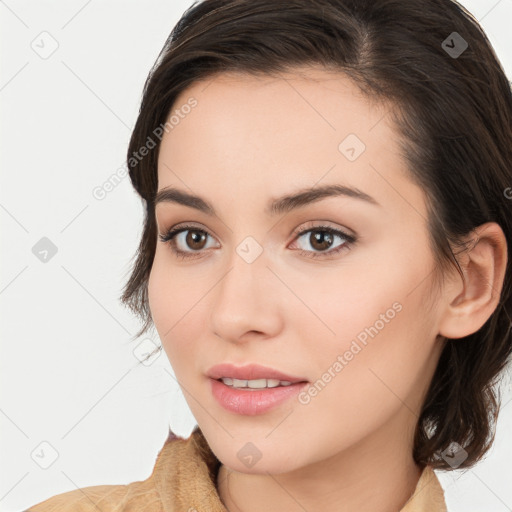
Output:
(220, 377), (293, 388)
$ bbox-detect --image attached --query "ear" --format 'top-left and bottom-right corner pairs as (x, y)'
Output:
(438, 222), (508, 340)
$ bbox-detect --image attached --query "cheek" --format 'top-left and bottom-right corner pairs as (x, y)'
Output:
(147, 254), (172, 334)
(147, 251), (207, 371)
(298, 241), (437, 412)
(291, 246), (421, 358)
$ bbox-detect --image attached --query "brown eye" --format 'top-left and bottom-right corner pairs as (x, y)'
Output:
(289, 224), (357, 260)
(293, 227), (351, 253)
(308, 231), (334, 251)
(184, 230), (208, 250)
(158, 224), (218, 259)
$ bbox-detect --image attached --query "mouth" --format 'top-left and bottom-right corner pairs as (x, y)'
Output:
(206, 363), (309, 415)
(209, 378), (309, 415)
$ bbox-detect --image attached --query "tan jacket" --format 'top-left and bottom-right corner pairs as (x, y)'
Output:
(26, 426), (448, 511)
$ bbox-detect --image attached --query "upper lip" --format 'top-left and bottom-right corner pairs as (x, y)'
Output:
(207, 363), (308, 383)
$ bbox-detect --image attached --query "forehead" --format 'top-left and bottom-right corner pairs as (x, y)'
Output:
(168, 66), (386, 141)
(155, 66), (426, 222)
(159, 67), (392, 170)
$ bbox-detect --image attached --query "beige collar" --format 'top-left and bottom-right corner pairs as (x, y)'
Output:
(152, 426), (447, 512)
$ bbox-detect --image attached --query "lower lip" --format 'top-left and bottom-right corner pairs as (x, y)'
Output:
(210, 378), (309, 415)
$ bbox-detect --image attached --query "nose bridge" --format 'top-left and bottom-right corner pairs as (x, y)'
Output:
(217, 234), (270, 307)
(210, 234), (281, 339)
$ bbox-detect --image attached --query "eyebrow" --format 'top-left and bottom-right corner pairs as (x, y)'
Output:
(154, 184), (381, 216)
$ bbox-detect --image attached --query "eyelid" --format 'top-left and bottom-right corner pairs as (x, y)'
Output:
(290, 220), (355, 239)
(158, 222), (218, 245)
(288, 223), (356, 258)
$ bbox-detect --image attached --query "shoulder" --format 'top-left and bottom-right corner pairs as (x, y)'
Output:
(24, 427), (220, 512)
(25, 478), (162, 512)
(400, 465), (448, 512)
(23, 433), (176, 512)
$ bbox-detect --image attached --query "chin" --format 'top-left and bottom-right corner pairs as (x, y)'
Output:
(223, 455), (303, 476)
(208, 434), (307, 475)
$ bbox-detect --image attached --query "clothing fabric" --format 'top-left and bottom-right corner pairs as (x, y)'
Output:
(26, 425), (448, 511)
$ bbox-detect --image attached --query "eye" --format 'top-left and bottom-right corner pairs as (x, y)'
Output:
(158, 223), (218, 260)
(158, 222), (357, 261)
(289, 223), (356, 259)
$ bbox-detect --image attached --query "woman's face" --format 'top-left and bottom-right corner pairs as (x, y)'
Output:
(148, 67), (447, 474)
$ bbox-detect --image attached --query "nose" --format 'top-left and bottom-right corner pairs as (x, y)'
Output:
(210, 242), (283, 344)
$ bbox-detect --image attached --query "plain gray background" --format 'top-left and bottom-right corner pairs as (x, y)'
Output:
(1, 1), (511, 511)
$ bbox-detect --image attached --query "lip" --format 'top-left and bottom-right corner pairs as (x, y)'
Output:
(209, 378), (309, 415)
(206, 363), (308, 383)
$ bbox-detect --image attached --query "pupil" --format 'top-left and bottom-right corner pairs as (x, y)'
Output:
(312, 231), (332, 250)
(187, 230), (206, 249)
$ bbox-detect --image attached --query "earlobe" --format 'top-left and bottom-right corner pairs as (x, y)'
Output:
(438, 222), (508, 340)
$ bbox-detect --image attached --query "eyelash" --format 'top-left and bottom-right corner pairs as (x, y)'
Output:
(158, 223), (357, 261)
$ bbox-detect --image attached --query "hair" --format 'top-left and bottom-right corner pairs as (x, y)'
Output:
(119, 0), (512, 470)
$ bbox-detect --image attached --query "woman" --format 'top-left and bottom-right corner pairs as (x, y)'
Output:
(26, 0), (511, 510)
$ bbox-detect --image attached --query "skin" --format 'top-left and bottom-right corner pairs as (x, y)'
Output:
(148, 66), (508, 512)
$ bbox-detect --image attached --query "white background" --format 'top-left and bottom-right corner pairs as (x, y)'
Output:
(1, 1), (511, 511)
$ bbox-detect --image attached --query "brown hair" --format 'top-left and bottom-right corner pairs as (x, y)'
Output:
(119, 0), (512, 470)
